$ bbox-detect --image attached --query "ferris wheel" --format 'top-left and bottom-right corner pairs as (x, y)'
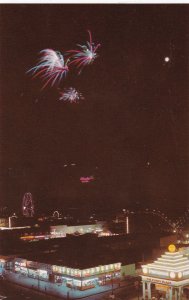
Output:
(52, 210), (60, 219)
(22, 192), (34, 217)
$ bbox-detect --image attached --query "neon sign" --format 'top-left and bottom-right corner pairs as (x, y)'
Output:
(80, 176), (94, 183)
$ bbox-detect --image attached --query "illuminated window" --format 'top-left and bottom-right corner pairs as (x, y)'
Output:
(116, 263), (121, 269)
(74, 269), (77, 275)
(38, 269), (48, 278)
(67, 268), (70, 274)
(53, 265), (58, 272)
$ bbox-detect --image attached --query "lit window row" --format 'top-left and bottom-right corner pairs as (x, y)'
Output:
(52, 266), (81, 276)
(52, 263), (121, 276)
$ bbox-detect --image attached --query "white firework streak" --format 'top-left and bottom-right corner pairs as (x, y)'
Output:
(59, 87), (84, 103)
(27, 49), (69, 89)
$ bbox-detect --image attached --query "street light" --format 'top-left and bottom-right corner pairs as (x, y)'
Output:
(8, 213), (17, 228)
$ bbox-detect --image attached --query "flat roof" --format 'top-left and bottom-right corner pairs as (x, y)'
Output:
(15, 250), (120, 269)
(50, 221), (102, 227)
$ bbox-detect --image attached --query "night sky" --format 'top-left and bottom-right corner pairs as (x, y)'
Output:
(0, 4), (188, 216)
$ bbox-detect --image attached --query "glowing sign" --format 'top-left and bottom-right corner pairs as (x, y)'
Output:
(145, 277), (172, 285)
(80, 176), (94, 183)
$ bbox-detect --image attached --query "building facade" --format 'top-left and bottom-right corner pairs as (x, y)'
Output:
(141, 245), (189, 299)
(50, 222), (105, 238)
(11, 257), (121, 291)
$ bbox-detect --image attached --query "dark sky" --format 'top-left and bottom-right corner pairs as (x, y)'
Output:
(0, 4), (188, 216)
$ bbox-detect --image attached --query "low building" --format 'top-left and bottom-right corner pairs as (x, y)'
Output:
(50, 222), (105, 238)
(7, 254), (121, 291)
(51, 262), (121, 290)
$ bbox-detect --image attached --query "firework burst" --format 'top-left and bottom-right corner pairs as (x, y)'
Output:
(27, 49), (69, 90)
(59, 87), (84, 103)
(67, 30), (100, 72)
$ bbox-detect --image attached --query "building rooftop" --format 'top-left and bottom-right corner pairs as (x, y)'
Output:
(142, 245), (189, 281)
(16, 250), (121, 269)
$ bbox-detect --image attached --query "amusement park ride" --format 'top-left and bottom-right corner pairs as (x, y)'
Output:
(22, 192), (34, 217)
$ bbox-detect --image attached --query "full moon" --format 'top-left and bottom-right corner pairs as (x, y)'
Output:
(164, 57), (170, 62)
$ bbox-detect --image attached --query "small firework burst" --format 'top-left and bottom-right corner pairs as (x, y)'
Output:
(67, 30), (100, 73)
(59, 87), (84, 103)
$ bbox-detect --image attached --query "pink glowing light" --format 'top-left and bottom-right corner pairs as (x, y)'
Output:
(80, 176), (94, 183)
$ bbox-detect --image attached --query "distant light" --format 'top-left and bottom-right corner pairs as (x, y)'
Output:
(0, 226), (31, 230)
(164, 57), (170, 62)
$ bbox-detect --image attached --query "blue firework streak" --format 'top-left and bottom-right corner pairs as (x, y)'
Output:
(27, 49), (69, 90)
(59, 87), (84, 103)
